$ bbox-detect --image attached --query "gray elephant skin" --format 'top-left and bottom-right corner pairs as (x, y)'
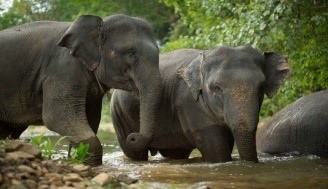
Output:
(110, 45), (291, 163)
(0, 14), (162, 166)
(257, 90), (328, 157)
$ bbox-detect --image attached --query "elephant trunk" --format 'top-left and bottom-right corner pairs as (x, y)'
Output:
(224, 88), (260, 162)
(233, 123), (258, 162)
(126, 56), (162, 150)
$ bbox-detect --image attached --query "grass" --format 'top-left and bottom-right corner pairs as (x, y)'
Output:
(30, 133), (89, 164)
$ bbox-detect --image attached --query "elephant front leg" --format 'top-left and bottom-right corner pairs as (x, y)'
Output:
(178, 108), (234, 163)
(42, 84), (103, 166)
(193, 126), (234, 163)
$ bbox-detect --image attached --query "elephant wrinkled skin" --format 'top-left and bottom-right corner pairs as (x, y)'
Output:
(110, 45), (291, 163)
(0, 14), (162, 166)
(257, 90), (328, 157)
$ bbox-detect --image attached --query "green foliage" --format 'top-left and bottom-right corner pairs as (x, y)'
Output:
(30, 133), (68, 159)
(30, 134), (88, 164)
(0, 0), (173, 40)
(69, 142), (89, 164)
(161, 0), (328, 118)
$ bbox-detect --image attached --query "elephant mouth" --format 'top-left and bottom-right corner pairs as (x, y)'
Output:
(106, 76), (138, 93)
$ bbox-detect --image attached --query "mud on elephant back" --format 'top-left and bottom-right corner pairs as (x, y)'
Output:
(0, 14), (162, 166)
(257, 90), (328, 157)
(110, 45), (291, 163)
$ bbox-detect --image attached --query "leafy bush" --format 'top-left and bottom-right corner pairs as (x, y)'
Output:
(161, 0), (328, 118)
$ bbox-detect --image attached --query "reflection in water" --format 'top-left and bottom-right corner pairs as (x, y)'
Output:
(22, 127), (328, 189)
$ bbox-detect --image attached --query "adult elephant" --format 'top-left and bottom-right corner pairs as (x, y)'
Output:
(110, 45), (290, 163)
(257, 90), (328, 157)
(0, 14), (161, 166)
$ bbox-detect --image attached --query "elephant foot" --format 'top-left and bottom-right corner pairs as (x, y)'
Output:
(159, 148), (192, 159)
(124, 149), (148, 161)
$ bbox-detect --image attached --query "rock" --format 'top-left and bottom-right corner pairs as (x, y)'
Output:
(63, 173), (83, 182)
(79, 171), (89, 177)
(38, 179), (50, 186)
(18, 143), (42, 159)
(72, 182), (86, 189)
(7, 172), (15, 178)
(0, 148), (6, 158)
(45, 173), (63, 180)
(7, 185), (28, 189)
(4, 140), (23, 152)
(11, 179), (23, 185)
(15, 173), (30, 180)
(57, 186), (77, 189)
(17, 165), (36, 174)
(117, 174), (138, 185)
(92, 173), (111, 186)
(0, 173), (2, 183)
(86, 186), (103, 189)
(23, 179), (38, 189)
(38, 184), (50, 189)
(73, 164), (90, 172)
(6, 151), (35, 160)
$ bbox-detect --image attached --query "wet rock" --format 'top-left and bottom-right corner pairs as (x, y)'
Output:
(117, 174), (138, 184)
(92, 173), (111, 186)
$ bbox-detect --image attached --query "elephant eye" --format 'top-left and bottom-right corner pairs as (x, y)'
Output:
(123, 48), (137, 64)
(212, 86), (222, 97)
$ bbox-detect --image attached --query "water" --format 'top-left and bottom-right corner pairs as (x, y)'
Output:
(22, 126), (328, 189)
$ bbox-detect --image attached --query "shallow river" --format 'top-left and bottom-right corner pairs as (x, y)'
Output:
(22, 127), (328, 189)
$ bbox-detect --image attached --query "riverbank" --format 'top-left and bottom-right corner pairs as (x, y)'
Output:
(0, 138), (137, 189)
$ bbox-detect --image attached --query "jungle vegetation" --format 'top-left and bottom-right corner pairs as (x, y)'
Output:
(1, 0), (327, 118)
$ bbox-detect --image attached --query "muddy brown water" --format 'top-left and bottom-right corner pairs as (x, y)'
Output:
(21, 126), (328, 189)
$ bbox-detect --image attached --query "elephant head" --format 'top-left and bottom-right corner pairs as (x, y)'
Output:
(179, 45), (290, 162)
(57, 14), (161, 150)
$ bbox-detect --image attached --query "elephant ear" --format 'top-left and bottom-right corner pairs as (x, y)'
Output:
(263, 52), (291, 98)
(178, 55), (203, 101)
(57, 15), (104, 71)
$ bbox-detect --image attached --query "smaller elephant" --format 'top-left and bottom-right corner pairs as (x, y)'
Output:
(257, 90), (328, 157)
(110, 45), (290, 163)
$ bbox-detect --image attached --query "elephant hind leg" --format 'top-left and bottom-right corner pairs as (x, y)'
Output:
(159, 148), (192, 159)
(0, 121), (28, 139)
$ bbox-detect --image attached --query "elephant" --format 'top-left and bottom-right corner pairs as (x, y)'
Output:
(110, 45), (291, 163)
(256, 90), (328, 157)
(0, 14), (162, 166)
